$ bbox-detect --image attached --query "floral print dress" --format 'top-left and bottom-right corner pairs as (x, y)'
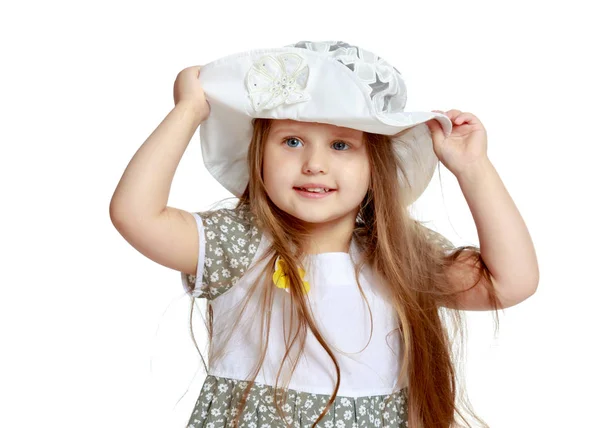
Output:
(181, 206), (409, 428)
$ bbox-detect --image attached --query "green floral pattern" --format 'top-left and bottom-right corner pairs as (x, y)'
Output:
(187, 375), (409, 428)
(182, 206), (262, 300)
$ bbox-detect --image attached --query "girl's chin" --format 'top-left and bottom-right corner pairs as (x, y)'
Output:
(286, 209), (355, 226)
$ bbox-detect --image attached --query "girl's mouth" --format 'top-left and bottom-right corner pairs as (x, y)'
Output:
(293, 187), (336, 199)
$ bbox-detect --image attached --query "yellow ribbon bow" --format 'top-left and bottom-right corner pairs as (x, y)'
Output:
(272, 257), (310, 294)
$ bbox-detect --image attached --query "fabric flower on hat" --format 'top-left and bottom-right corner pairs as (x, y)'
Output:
(272, 257), (310, 294)
(245, 53), (311, 112)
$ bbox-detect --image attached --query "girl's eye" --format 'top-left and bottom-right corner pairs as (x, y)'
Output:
(332, 141), (350, 151)
(284, 137), (303, 148)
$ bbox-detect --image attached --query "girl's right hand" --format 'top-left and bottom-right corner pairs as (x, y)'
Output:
(173, 65), (210, 123)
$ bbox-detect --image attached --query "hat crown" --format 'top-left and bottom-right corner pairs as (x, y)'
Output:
(284, 41), (408, 115)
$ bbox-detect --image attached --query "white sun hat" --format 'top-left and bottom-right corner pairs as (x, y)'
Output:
(196, 40), (453, 206)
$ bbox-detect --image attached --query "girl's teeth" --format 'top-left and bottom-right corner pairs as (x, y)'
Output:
(304, 188), (327, 193)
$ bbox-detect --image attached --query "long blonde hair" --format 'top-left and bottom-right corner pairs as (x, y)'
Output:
(188, 118), (502, 428)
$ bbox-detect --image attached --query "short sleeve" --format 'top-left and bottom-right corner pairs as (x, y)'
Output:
(180, 206), (262, 300)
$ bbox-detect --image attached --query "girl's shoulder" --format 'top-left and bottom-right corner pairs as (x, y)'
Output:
(182, 204), (264, 300)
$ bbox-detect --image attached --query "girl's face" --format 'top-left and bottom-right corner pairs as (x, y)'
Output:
(262, 119), (370, 226)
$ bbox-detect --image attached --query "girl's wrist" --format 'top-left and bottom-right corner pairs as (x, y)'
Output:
(175, 100), (208, 126)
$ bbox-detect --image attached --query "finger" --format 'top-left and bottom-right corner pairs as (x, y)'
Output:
(445, 109), (463, 121)
(426, 118), (444, 142)
(454, 112), (476, 125)
(426, 117), (440, 129)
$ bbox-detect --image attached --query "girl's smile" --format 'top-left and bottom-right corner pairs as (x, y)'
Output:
(293, 188), (335, 199)
(293, 183), (337, 199)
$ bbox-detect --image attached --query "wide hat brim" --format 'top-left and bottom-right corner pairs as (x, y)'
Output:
(197, 45), (453, 206)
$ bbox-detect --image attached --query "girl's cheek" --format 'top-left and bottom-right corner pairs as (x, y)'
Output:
(341, 158), (369, 178)
(278, 154), (302, 171)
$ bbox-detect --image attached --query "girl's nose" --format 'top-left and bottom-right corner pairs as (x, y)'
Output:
(302, 146), (328, 175)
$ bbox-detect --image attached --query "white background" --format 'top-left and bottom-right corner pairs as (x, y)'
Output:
(1, 0), (598, 426)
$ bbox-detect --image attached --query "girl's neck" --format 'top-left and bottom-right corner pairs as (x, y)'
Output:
(301, 214), (356, 254)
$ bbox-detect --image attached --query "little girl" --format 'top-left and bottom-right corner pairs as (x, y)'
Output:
(110, 41), (539, 428)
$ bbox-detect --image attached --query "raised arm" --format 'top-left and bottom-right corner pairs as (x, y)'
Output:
(109, 66), (210, 276)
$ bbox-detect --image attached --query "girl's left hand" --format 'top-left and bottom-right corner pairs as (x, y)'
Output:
(426, 109), (489, 177)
